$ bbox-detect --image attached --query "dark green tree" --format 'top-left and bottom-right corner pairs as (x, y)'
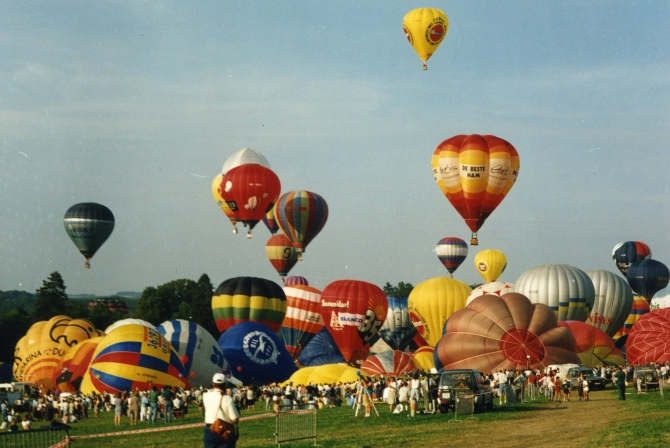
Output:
(31, 271), (68, 323)
(383, 281), (414, 299)
(0, 307), (31, 362)
(87, 303), (126, 331)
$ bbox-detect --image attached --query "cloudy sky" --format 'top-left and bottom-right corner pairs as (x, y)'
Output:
(1, 1), (668, 296)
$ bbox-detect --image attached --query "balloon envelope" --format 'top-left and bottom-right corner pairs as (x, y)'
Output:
(285, 276), (309, 287)
(557, 321), (623, 367)
(626, 259), (670, 302)
(217, 322), (297, 385)
(411, 346), (435, 372)
(402, 8), (448, 70)
(651, 286), (670, 310)
(282, 364), (366, 386)
(63, 203), (115, 268)
(474, 249), (507, 283)
(613, 294), (650, 340)
(466, 281), (515, 306)
(626, 309), (670, 365)
(585, 270), (634, 337)
(612, 241), (651, 276)
(435, 237), (468, 275)
(514, 264), (595, 322)
(435, 293), (580, 373)
(274, 191), (328, 254)
(53, 336), (104, 392)
(278, 285), (324, 360)
(297, 328), (345, 367)
(378, 296), (417, 351)
(105, 319), (156, 334)
(221, 147), (270, 174)
(360, 350), (416, 377)
(266, 234), (299, 280)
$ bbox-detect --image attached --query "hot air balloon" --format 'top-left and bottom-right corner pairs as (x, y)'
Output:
(212, 277), (287, 334)
(378, 296), (417, 351)
(53, 336), (104, 392)
(361, 351), (416, 377)
(435, 237), (468, 277)
(274, 190), (328, 258)
(651, 286), (670, 310)
(212, 174), (240, 233)
(626, 308), (670, 365)
(221, 147), (270, 174)
(514, 264), (595, 322)
(217, 322), (297, 385)
(105, 318), (156, 334)
(402, 8), (448, 70)
(474, 249), (507, 283)
(285, 276), (309, 287)
(466, 281), (515, 306)
(585, 270), (634, 338)
(626, 259), (670, 302)
(557, 321), (624, 367)
(320, 280), (388, 363)
(218, 164), (281, 238)
(613, 294), (650, 340)
(156, 319), (230, 388)
(411, 346), (435, 372)
(431, 135), (520, 245)
(407, 277), (471, 347)
(80, 324), (188, 394)
(265, 234), (299, 281)
(435, 293), (580, 373)
(262, 207), (280, 234)
(278, 285), (325, 360)
(283, 364), (366, 386)
(63, 203), (115, 268)
(297, 328), (346, 367)
(612, 241), (651, 276)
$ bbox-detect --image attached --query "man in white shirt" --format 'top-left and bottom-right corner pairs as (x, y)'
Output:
(203, 373), (240, 448)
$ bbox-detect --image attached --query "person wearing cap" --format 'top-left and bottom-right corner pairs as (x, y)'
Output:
(203, 373), (240, 448)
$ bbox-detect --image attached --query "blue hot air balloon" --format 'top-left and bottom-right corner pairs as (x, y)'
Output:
(627, 259), (670, 302)
(217, 322), (296, 385)
(297, 328), (345, 367)
(612, 241), (651, 276)
(378, 296), (417, 351)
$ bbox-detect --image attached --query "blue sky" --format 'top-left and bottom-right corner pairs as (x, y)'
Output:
(1, 1), (668, 296)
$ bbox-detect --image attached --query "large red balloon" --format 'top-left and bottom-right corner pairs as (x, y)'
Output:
(320, 280), (388, 363)
(626, 309), (670, 365)
(360, 350), (416, 377)
(435, 293), (579, 373)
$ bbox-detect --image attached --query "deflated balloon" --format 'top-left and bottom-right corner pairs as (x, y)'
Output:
(514, 264), (595, 322)
(320, 280), (388, 363)
(435, 237), (468, 276)
(212, 277), (287, 334)
(63, 203), (115, 269)
(278, 285), (324, 360)
(265, 234), (299, 281)
(361, 350), (416, 377)
(378, 296), (417, 351)
(282, 364), (365, 387)
(626, 308), (670, 365)
(297, 327), (345, 367)
(474, 249), (507, 283)
(612, 241), (651, 276)
(557, 321), (623, 367)
(274, 191), (328, 255)
(585, 270), (634, 337)
(402, 8), (448, 70)
(434, 293), (580, 372)
(626, 259), (670, 302)
(218, 322), (297, 385)
(431, 135), (519, 245)
(408, 277), (471, 347)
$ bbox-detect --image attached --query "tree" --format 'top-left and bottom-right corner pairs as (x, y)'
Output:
(383, 281), (414, 299)
(0, 307), (31, 362)
(31, 271), (68, 323)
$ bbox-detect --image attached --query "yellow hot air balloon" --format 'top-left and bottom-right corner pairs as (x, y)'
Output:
(212, 174), (239, 233)
(407, 277), (471, 347)
(402, 8), (449, 70)
(474, 249), (507, 282)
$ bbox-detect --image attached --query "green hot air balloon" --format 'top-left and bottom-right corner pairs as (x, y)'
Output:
(63, 203), (115, 268)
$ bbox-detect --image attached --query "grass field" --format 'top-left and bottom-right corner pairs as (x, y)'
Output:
(19, 387), (670, 447)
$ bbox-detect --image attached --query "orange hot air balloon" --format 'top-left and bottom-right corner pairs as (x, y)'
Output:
(557, 321), (623, 367)
(431, 134), (519, 245)
(265, 234), (299, 281)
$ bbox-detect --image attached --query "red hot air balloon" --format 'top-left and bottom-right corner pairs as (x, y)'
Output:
(278, 285), (324, 360)
(265, 234), (299, 281)
(431, 134), (519, 245)
(626, 308), (670, 365)
(320, 280), (388, 363)
(218, 164), (281, 238)
(434, 293), (580, 373)
(360, 350), (416, 377)
(274, 190), (328, 257)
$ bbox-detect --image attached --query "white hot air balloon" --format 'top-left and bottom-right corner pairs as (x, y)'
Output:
(466, 281), (515, 307)
(514, 264), (595, 322)
(585, 270), (634, 337)
(221, 148), (270, 174)
(105, 318), (156, 334)
(651, 286), (670, 310)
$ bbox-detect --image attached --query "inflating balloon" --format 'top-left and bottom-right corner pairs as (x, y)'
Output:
(63, 203), (115, 268)
(266, 234), (299, 281)
(612, 241), (651, 276)
(626, 309), (670, 365)
(514, 264), (595, 322)
(626, 259), (670, 302)
(411, 346), (435, 372)
(407, 277), (471, 347)
(402, 8), (448, 70)
(378, 296), (417, 351)
(105, 318), (155, 334)
(360, 350), (416, 377)
(557, 321), (624, 367)
(585, 270), (633, 338)
(435, 293), (580, 373)
(274, 191), (328, 257)
(613, 294), (650, 340)
(466, 281), (515, 306)
(282, 364), (366, 386)
(474, 249), (507, 283)
(53, 335), (105, 392)
(212, 277), (287, 334)
(431, 135), (519, 245)
(435, 237), (468, 277)
(278, 285), (324, 360)
(296, 327), (345, 367)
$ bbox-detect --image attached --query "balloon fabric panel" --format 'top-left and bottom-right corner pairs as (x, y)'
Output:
(626, 259), (670, 302)
(435, 237), (468, 275)
(585, 270), (633, 337)
(627, 309), (670, 364)
(279, 285), (324, 359)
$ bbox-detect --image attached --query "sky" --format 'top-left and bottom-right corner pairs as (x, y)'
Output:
(1, 1), (669, 297)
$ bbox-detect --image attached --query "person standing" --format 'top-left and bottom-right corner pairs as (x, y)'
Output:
(615, 367), (627, 401)
(203, 373), (240, 448)
(386, 377), (397, 413)
(128, 392), (139, 425)
(113, 393), (123, 426)
(148, 386), (159, 423)
(163, 386), (174, 423)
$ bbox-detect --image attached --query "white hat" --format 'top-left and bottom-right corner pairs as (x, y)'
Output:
(212, 373), (226, 385)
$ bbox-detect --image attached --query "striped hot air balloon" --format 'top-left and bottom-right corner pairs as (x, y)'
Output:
(278, 285), (324, 360)
(274, 190), (328, 257)
(613, 294), (650, 340)
(63, 203), (115, 268)
(435, 237), (468, 277)
(265, 234), (299, 281)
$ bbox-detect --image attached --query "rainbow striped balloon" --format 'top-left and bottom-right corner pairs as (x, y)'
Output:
(274, 190), (328, 254)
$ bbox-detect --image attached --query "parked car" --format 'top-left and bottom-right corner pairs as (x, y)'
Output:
(437, 369), (493, 413)
(634, 366), (659, 389)
(566, 366), (606, 391)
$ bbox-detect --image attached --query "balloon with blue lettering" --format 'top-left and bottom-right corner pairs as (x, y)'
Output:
(217, 322), (297, 385)
(156, 319), (230, 388)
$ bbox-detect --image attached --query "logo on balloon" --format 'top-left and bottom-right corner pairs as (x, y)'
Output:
(477, 261), (488, 273)
(426, 21), (445, 44)
(243, 331), (279, 365)
(409, 311), (425, 336)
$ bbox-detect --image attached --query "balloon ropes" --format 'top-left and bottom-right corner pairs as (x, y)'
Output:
(402, 8), (448, 70)
(63, 203), (115, 268)
(274, 190), (328, 259)
(435, 237), (467, 277)
(431, 135), (519, 245)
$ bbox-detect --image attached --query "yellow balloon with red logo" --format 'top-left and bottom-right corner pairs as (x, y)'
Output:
(474, 249), (508, 282)
(402, 8), (449, 70)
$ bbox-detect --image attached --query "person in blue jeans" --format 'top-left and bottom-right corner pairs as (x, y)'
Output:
(149, 386), (159, 423)
(163, 386), (174, 423)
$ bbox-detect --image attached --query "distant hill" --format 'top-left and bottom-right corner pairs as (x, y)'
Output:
(0, 290), (36, 314)
(115, 291), (141, 299)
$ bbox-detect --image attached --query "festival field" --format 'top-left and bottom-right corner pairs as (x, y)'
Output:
(24, 388), (670, 448)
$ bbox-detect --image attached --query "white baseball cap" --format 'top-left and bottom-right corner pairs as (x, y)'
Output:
(212, 373), (226, 385)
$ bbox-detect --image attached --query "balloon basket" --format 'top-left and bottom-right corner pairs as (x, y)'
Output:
(422, 63), (427, 70)
(232, 227), (238, 234)
(84, 261), (90, 269)
(470, 233), (478, 245)
(246, 231), (252, 239)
